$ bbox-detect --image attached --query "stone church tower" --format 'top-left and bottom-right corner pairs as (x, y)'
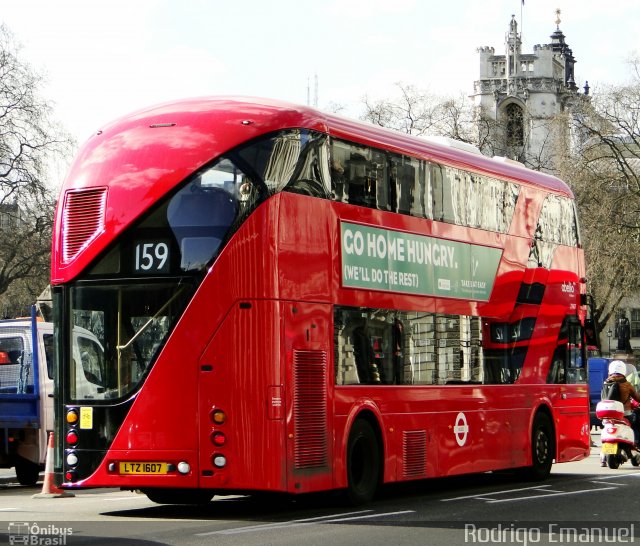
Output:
(472, 11), (589, 171)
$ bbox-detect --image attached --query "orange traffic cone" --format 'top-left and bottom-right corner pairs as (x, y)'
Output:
(32, 432), (74, 498)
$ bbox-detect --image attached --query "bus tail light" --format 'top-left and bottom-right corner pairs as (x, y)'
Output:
(210, 431), (226, 446)
(65, 470), (77, 482)
(66, 430), (79, 445)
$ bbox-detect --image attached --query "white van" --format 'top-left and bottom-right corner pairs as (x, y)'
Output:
(0, 314), (103, 485)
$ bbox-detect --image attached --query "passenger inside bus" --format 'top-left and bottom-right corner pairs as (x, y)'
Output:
(352, 324), (382, 384)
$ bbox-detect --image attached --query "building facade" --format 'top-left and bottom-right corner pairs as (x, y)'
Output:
(472, 13), (589, 171)
(0, 202), (21, 231)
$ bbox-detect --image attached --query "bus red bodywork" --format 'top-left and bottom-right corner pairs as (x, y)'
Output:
(51, 97), (589, 502)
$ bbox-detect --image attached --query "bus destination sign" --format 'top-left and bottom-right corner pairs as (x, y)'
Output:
(340, 221), (502, 301)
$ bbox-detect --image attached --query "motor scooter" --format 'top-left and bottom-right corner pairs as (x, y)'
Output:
(596, 399), (640, 469)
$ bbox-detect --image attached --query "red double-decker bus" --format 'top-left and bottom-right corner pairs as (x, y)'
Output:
(51, 97), (590, 504)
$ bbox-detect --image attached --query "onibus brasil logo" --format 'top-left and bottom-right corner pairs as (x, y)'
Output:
(8, 522), (73, 545)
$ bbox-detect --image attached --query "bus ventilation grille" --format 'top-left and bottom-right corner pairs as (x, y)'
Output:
(62, 188), (107, 264)
(403, 430), (427, 479)
(293, 349), (328, 469)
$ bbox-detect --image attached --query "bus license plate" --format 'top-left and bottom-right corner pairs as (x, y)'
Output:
(601, 443), (618, 455)
(119, 462), (168, 475)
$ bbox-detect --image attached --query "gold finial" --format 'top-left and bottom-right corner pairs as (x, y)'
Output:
(555, 8), (561, 28)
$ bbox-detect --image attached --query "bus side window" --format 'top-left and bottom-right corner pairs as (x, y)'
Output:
(352, 325), (380, 384)
(330, 140), (350, 203)
(389, 153), (416, 215)
(285, 132), (331, 198)
(347, 152), (372, 207)
(392, 318), (405, 384)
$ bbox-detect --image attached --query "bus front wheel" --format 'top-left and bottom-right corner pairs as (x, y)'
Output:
(143, 488), (213, 505)
(346, 418), (381, 505)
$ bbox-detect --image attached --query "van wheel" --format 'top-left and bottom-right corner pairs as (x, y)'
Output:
(524, 412), (555, 480)
(15, 456), (41, 486)
(346, 419), (380, 505)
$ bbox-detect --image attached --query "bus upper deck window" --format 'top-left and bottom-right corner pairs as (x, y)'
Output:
(167, 182), (239, 272)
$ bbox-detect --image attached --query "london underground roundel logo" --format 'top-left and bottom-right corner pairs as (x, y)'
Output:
(454, 412), (469, 446)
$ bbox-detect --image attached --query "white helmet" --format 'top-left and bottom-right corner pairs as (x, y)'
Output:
(609, 360), (627, 376)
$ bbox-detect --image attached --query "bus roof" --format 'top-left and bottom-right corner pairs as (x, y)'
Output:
(81, 95), (572, 196)
(53, 96), (573, 282)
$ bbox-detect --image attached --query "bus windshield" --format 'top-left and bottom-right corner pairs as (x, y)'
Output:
(68, 281), (195, 401)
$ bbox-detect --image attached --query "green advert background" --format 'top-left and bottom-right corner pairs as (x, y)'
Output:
(340, 221), (502, 301)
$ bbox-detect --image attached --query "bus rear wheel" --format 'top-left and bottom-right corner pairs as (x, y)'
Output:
(143, 488), (213, 505)
(524, 411), (555, 480)
(346, 418), (381, 505)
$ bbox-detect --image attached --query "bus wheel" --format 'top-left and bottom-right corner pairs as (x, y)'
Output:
(525, 412), (555, 481)
(346, 419), (381, 505)
(143, 488), (213, 505)
(14, 456), (41, 486)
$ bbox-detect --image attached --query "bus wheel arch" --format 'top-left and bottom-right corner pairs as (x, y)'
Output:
(524, 406), (556, 481)
(345, 411), (383, 505)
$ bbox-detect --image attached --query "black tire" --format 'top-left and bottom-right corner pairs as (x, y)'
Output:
(143, 488), (213, 505)
(631, 454), (640, 467)
(607, 454), (621, 469)
(345, 418), (381, 505)
(14, 456), (41, 486)
(524, 412), (555, 481)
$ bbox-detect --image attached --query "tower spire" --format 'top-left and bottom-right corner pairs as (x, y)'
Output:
(506, 15), (521, 81)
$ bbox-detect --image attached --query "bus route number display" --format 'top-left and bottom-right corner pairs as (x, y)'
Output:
(133, 241), (170, 274)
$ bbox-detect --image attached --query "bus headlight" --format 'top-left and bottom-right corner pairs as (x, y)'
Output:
(177, 461), (190, 475)
(212, 454), (227, 468)
(66, 452), (78, 466)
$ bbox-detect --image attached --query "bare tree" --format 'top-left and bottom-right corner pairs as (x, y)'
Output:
(360, 83), (553, 168)
(0, 24), (74, 315)
(558, 58), (640, 332)
(362, 83), (479, 142)
(359, 75), (640, 336)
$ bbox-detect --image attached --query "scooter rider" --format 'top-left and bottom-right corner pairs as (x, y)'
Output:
(604, 360), (640, 445)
